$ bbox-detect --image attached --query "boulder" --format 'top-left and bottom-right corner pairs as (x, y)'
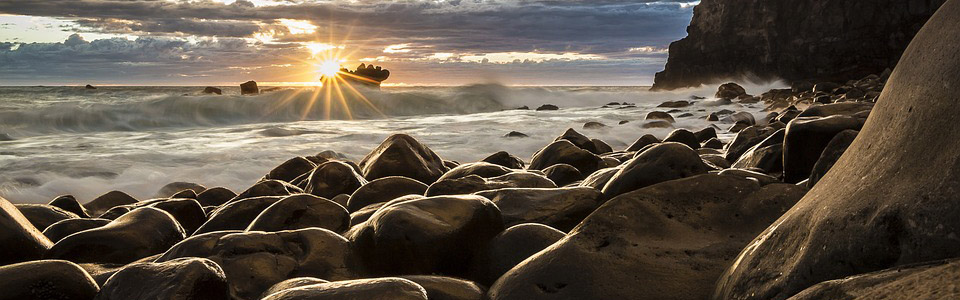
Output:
(347, 195), (503, 278)
(476, 187), (602, 232)
(789, 259), (960, 300)
(85, 190), (138, 216)
(541, 164), (582, 186)
(149, 198), (206, 234)
(554, 128), (600, 154)
(482, 151), (526, 169)
(158, 228), (359, 300)
(360, 134), (448, 184)
(194, 196), (282, 234)
(488, 175), (806, 300)
(528, 140), (603, 175)
(503, 131), (529, 138)
(724, 125), (777, 162)
(48, 195), (90, 218)
(645, 111), (675, 123)
(399, 276), (487, 300)
(701, 154), (731, 170)
(347, 176), (428, 212)
(807, 129), (859, 187)
(196, 187), (237, 207)
(262, 277), (329, 299)
(46, 207), (185, 264)
(716, 82), (747, 99)
(472, 223), (565, 286)
(662, 129), (701, 150)
(536, 104), (559, 111)
(577, 167), (620, 190)
(202, 86), (223, 95)
(601, 142), (708, 199)
(42, 218), (111, 243)
(582, 121), (607, 129)
(85, 84), (96, 89)
(426, 172), (556, 197)
(247, 194), (350, 233)
(658, 100), (691, 108)
(15, 204), (79, 231)
(305, 161), (368, 199)
(266, 157), (317, 183)
(261, 278), (427, 300)
(694, 127), (718, 142)
(230, 180), (302, 202)
(731, 128), (785, 173)
(797, 102), (874, 118)
(702, 137), (724, 149)
(626, 134), (660, 152)
(94, 257), (230, 300)
(642, 120), (673, 128)
(715, 6), (960, 298)
(0, 197), (53, 265)
(240, 80), (259, 95)
(156, 182), (207, 198)
(439, 162), (512, 181)
(591, 139), (613, 154)
(0, 260), (98, 300)
(718, 168), (781, 186)
(783, 115), (864, 183)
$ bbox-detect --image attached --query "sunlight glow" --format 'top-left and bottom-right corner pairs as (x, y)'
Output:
(318, 60), (342, 77)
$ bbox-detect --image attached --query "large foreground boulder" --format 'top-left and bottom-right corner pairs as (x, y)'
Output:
(261, 278), (428, 300)
(246, 194), (349, 233)
(715, 3), (960, 299)
(95, 257), (230, 300)
(472, 223), (565, 286)
(0, 197), (53, 264)
(788, 259), (960, 300)
(601, 142), (708, 199)
(528, 140), (604, 175)
(359, 134), (448, 184)
(46, 207), (185, 264)
(347, 176), (428, 212)
(0, 260), (99, 300)
(488, 175), (807, 300)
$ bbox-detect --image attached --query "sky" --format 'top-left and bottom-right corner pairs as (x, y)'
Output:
(0, 0), (698, 86)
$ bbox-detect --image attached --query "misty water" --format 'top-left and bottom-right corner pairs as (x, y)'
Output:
(0, 83), (783, 203)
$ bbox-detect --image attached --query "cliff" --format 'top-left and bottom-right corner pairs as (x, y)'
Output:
(652, 0), (945, 90)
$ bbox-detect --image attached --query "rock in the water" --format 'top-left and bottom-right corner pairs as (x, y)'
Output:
(482, 151), (526, 169)
(536, 104), (559, 111)
(46, 207), (185, 264)
(194, 196), (282, 234)
(158, 228), (359, 300)
(582, 121), (607, 130)
(541, 164), (582, 186)
(808, 129), (858, 187)
(0, 260), (99, 300)
(347, 176), (428, 212)
(48, 195), (90, 218)
(645, 111), (675, 123)
(789, 259), (960, 300)
(715, 82), (747, 99)
(399, 275), (487, 300)
(360, 134), (448, 184)
(658, 100), (691, 108)
(626, 134), (660, 152)
(553, 128), (601, 154)
(156, 182), (207, 198)
(601, 142), (708, 199)
(782, 115), (864, 183)
(503, 131), (529, 138)
(0, 197), (54, 265)
(196, 187), (237, 207)
(347, 195), (503, 278)
(85, 84), (97, 89)
(240, 81), (259, 95)
(265, 157), (317, 183)
(662, 129), (701, 150)
(642, 120), (673, 128)
(476, 187), (602, 232)
(202, 86), (223, 95)
(472, 223), (565, 286)
(488, 174), (806, 300)
(247, 194), (349, 233)
(15, 204), (80, 231)
(305, 161), (368, 199)
(715, 6), (960, 298)
(528, 140), (603, 175)
(94, 257), (229, 300)
(261, 278), (427, 300)
(85, 190), (138, 216)
(42, 218), (111, 243)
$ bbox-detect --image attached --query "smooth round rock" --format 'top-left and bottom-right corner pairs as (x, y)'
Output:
(261, 278), (428, 300)
(261, 277), (329, 299)
(482, 151), (525, 169)
(42, 218), (111, 242)
(15, 204), (80, 231)
(662, 129), (701, 150)
(48, 195), (90, 218)
(149, 198), (206, 234)
(155, 182), (207, 198)
(399, 275), (487, 300)
(94, 257), (229, 300)
(601, 142), (709, 199)
(438, 162), (512, 181)
(476, 187), (602, 232)
(359, 134), (448, 184)
(472, 223), (565, 285)
(46, 207), (185, 264)
(541, 164), (582, 186)
(0, 197), (53, 265)
(0, 260), (99, 300)
(528, 140), (603, 175)
(196, 187), (237, 207)
(230, 180), (302, 202)
(266, 157), (317, 183)
(347, 176), (428, 212)
(305, 161), (368, 199)
(194, 196), (283, 234)
(85, 191), (138, 217)
(626, 134), (660, 152)
(246, 194), (350, 233)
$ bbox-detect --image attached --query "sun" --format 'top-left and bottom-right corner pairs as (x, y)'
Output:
(318, 60), (341, 77)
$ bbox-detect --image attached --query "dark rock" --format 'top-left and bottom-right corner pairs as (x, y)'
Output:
(577, 167), (620, 189)
(541, 164), (582, 186)
(261, 277), (329, 299)
(156, 182), (206, 198)
(85, 84), (97, 89)
(349, 196), (421, 227)
(792, 81), (814, 93)
(231, 180), (302, 202)
(240, 81), (259, 95)
(360, 134), (448, 184)
(626, 134), (660, 152)
(347, 195), (503, 277)
(85, 191), (138, 216)
(202, 86), (222, 95)
(488, 175), (807, 300)
(158, 228), (359, 300)
(330, 194), (349, 207)
(808, 129), (859, 188)
(701, 154), (731, 170)
(46, 207), (185, 264)
(305, 161), (368, 199)
(812, 82), (840, 94)
(731, 128), (785, 173)
(472, 223), (565, 286)
(503, 131), (529, 138)
(642, 120), (673, 128)
(347, 176), (428, 212)
(702, 137), (724, 149)
(716, 82), (747, 99)
(247, 194), (349, 233)
(400, 275), (486, 300)
(790, 259), (960, 300)
(194, 196), (282, 234)
(426, 172), (555, 197)
(775, 108), (801, 124)
(439, 162), (512, 181)
(662, 129), (701, 151)
(149, 198), (206, 234)
(650, 1), (943, 90)
(707, 113), (720, 121)
(266, 157), (317, 183)
(724, 125), (777, 162)
(601, 142), (708, 198)
(554, 128), (600, 154)
(482, 151), (525, 169)
(694, 127), (718, 142)
(536, 104), (559, 111)
(476, 187), (601, 231)
(0, 260), (99, 300)
(591, 139), (613, 154)
(658, 100), (691, 108)
(645, 111), (675, 123)
(170, 189), (197, 199)
(42, 218), (111, 242)
(718, 168), (780, 186)
(722, 111), (756, 126)
(16, 204), (80, 231)
(618, 120), (629, 125)
(261, 278), (427, 300)
(196, 187), (237, 207)
(0, 197), (53, 264)
(797, 102), (874, 118)
(715, 8), (960, 298)
(582, 121), (607, 129)
(48, 195), (90, 218)
(783, 115), (864, 183)
(94, 257), (229, 300)
(528, 140), (603, 175)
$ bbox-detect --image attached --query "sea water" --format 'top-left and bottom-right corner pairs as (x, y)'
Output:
(0, 83), (783, 203)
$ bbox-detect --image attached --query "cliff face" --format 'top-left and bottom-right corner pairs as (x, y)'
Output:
(652, 0), (945, 90)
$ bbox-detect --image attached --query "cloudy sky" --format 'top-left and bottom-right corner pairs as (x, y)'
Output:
(0, 0), (697, 86)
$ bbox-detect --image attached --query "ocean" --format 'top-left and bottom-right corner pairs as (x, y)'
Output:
(0, 83), (783, 203)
